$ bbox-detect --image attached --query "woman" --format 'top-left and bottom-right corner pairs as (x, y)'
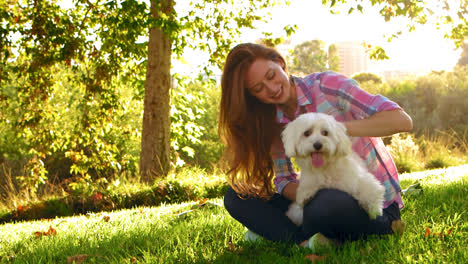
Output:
(219, 43), (412, 250)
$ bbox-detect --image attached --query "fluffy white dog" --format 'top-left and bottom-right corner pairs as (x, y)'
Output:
(281, 113), (385, 226)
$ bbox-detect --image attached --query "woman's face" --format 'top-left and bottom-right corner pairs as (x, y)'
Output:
(244, 58), (293, 105)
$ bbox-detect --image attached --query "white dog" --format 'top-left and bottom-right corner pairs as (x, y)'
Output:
(281, 113), (385, 226)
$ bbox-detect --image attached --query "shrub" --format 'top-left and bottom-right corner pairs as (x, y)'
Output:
(171, 77), (224, 171)
(417, 131), (466, 170)
(387, 133), (422, 173)
(352, 72), (382, 84)
(0, 63), (143, 193)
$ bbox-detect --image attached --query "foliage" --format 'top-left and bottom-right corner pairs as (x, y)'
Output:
(288, 40), (340, 75)
(352, 72), (382, 84)
(170, 76), (207, 168)
(164, 75), (225, 170)
(417, 131), (467, 170)
(170, 0), (295, 69)
(362, 66), (468, 140)
(387, 133), (422, 173)
(1, 0), (149, 190)
(327, 43), (340, 71)
(0, 167), (228, 223)
(1, 0), (296, 189)
(322, 0), (468, 58)
(140, 0), (296, 179)
(1, 62), (144, 192)
(457, 41), (468, 66)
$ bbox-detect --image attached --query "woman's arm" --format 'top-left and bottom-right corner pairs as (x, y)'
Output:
(344, 109), (413, 137)
(282, 182), (298, 201)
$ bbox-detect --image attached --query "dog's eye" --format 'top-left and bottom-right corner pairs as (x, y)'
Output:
(321, 130), (328, 136)
(303, 129), (311, 137)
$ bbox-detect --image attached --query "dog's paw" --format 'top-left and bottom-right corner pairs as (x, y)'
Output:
(286, 203), (303, 226)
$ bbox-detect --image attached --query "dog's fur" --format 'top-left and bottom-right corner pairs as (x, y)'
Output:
(281, 113), (385, 226)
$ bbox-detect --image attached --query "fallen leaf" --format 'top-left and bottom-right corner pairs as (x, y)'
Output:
(17, 205), (28, 214)
(91, 193), (103, 202)
(102, 215), (110, 222)
(45, 226), (57, 236)
(67, 254), (89, 264)
(35, 226), (57, 238)
(424, 227), (431, 237)
(446, 227), (453, 236)
(304, 254), (327, 263)
(424, 227), (454, 239)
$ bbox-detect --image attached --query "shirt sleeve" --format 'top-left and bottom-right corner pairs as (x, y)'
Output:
(319, 72), (401, 119)
(271, 135), (298, 194)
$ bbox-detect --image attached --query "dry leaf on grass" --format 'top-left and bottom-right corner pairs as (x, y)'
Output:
(424, 227), (454, 238)
(67, 254), (89, 264)
(34, 226), (57, 238)
(304, 254), (327, 263)
(16, 205), (29, 214)
(91, 192), (103, 202)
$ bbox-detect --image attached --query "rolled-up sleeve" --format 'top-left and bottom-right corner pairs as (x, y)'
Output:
(319, 72), (401, 119)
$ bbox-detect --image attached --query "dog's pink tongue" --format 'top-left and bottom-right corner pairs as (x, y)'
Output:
(311, 153), (324, 168)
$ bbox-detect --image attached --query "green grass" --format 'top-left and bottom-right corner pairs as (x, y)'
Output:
(0, 167), (466, 263)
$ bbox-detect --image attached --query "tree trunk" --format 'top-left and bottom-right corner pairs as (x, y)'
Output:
(140, 0), (173, 183)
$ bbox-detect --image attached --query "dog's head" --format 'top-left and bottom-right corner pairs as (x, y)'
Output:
(281, 113), (351, 167)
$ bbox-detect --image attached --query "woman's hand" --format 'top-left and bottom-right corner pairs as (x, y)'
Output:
(344, 109), (413, 138)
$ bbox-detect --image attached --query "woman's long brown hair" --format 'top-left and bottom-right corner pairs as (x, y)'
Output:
(219, 43), (287, 199)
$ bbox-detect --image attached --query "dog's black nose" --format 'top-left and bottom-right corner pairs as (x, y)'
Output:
(313, 142), (322, 150)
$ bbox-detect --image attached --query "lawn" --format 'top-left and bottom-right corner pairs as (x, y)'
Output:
(0, 165), (466, 263)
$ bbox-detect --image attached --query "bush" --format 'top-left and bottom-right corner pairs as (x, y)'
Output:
(417, 131), (467, 170)
(0, 63), (143, 193)
(387, 133), (422, 173)
(352, 72), (382, 84)
(171, 77), (224, 171)
(363, 66), (468, 142)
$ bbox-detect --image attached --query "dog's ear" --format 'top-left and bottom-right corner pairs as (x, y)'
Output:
(281, 123), (297, 157)
(334, 121), (352, 156)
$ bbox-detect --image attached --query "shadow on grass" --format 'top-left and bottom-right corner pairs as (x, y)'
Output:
(0, 180), (229, 224)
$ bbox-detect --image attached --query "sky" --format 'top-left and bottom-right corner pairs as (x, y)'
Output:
(175, 0), (463, 77)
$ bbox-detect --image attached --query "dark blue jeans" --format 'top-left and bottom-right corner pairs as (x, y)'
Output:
(224, 187), (400, 244)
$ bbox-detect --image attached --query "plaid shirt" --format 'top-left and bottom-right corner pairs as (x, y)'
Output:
(272, 71), (403, 208)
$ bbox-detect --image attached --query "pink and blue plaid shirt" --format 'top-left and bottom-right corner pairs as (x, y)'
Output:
(272, 71), (403, 208)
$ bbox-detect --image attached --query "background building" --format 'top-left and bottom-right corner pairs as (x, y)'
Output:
(336, 41), (369, 77)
